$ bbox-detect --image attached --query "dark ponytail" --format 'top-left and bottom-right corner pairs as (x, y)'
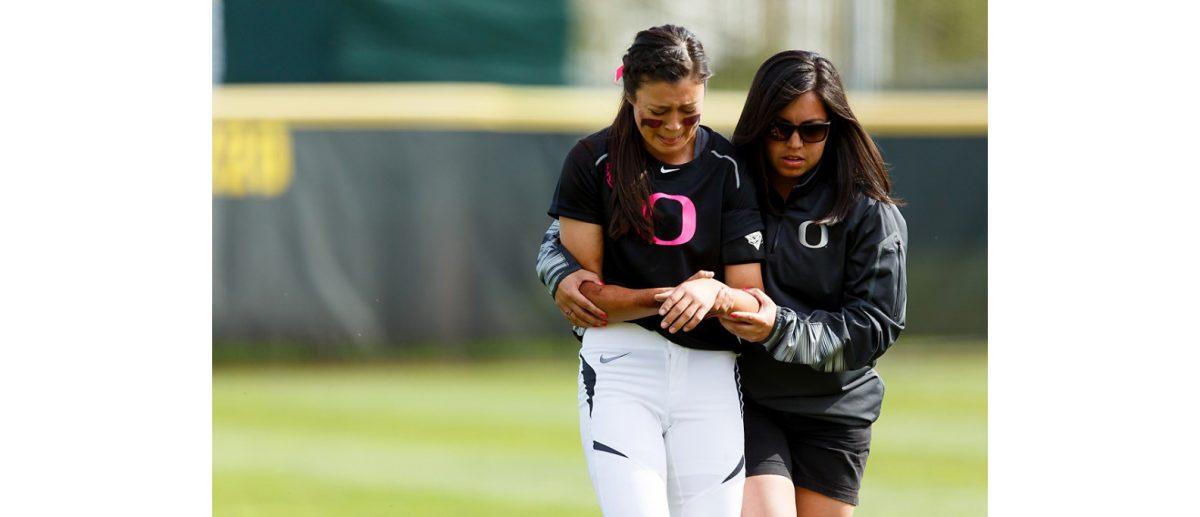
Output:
(608, 24), (711, 241)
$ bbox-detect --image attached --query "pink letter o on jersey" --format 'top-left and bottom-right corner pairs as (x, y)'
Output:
(647, 193), (697, 246)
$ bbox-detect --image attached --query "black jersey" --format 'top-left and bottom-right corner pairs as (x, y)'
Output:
(547, 126), (765, 351)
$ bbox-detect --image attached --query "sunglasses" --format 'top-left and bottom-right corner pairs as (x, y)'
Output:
(767, 120), (831, 143)
(640, 114), (701, 129)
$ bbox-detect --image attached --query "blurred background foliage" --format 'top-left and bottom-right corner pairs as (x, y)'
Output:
(217, 0), (986, 90)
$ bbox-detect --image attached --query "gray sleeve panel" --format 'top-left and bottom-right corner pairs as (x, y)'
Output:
(760, 201), (908, 372)
(759, 306), (850, 372)
(535, 219), (583, 298)
(535, 220), (587, 338)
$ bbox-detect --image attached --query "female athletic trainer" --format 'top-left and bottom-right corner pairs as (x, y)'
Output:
(722, 49), (907, 517)
(539, 50), (907, 517)
(545, 25), (767, 517)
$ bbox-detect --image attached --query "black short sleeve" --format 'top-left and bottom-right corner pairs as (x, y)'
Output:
(547, 142), (604, 224)
(717, 153), (765, 264)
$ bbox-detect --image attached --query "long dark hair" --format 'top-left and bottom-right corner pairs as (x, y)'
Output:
(608, 25), (712, 241)
(732, 50), (902, 224)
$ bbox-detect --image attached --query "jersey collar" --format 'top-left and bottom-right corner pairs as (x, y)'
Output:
(643, 126), (712, 175)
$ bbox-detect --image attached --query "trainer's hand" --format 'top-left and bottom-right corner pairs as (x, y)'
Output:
(556, 269), (607, 328)
(718, 288), (778, 343)
(654, 276), (724, 334)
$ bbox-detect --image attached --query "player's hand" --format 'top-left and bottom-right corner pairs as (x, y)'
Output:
(682, 270), (735, 317)
(555, 269), (607, 328)
(654, 276), (725, 334)
(652, 270), (720, 329)
(718, 288), (778, 343)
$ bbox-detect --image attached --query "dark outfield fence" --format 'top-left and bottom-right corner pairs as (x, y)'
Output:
(213, 86), (986, 355)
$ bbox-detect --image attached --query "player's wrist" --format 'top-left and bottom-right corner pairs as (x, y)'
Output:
(641, 287), (669, 308)
(710, 286), (733, 315)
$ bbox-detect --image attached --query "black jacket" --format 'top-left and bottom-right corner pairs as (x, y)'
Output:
(736, 164), (907, 424)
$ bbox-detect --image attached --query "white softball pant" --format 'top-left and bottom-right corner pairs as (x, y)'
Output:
(577, 323), (745, 517)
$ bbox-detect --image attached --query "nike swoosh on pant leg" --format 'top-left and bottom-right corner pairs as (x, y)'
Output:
(599, 352), (631, 363)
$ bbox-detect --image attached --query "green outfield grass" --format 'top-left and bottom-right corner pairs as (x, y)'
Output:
(214, 339), (986, 516)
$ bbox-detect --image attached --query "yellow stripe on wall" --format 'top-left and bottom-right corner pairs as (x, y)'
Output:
(213, 83), (986, 136)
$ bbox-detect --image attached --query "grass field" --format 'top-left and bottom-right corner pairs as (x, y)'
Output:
(214, 340), (986, 516)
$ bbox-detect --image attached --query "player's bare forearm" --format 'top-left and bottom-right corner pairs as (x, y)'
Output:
(579, 282), (666, 322)
(558, 217), (663, 321)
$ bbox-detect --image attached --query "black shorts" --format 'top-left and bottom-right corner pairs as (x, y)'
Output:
(743, 400), (873, 506)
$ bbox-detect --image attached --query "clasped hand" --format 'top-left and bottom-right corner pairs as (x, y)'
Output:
(653, 271), (733, 334)
(656, 272), (778, 342)
(554, 269), (778, 343)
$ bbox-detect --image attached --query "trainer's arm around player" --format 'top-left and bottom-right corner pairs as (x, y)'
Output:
(537, 221), (728, 329)
(538, 218), (725, 330)
(536, 219), (608, 328)
(558, 216), (675, 323)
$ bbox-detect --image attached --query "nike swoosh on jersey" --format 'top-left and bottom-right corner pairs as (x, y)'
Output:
(599, 352), (631, 364)
(660, 166), (680, 173)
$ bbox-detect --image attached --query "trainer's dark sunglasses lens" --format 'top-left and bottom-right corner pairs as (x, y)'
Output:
(799, 123), (830, 143)
(767, 121), (831, 143)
